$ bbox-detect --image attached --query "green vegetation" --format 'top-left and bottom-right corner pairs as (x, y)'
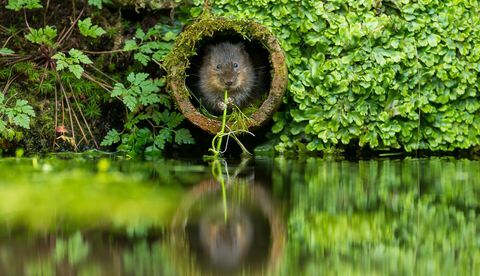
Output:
(0, 0), (194, 156)
(2, 0), (480, 155)
(0, 156), (478, 274)
(205, 0), (480, 153)
(277, 157), (480, 274)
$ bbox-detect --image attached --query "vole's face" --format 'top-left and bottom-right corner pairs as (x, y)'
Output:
(205, 43), (248, 92)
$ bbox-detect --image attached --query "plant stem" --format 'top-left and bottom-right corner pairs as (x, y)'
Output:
(214, 90), (228, 157)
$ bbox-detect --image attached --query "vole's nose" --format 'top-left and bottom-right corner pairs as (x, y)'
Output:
(225, 80), (233, 86)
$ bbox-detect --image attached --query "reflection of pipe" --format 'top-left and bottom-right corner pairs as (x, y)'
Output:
(170, 176), (286, 274)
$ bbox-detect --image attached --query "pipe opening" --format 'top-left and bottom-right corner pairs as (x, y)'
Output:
(186, 31), (272, 117)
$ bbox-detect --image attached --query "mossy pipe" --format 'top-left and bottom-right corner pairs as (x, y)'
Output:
(164, 16), (288, 134)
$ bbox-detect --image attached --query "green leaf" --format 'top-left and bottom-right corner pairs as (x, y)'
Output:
(87, 0), (104, 9)
(52, 49), (91, 79)
(15, 100), (35, 116)
(174, 129), (194, 145)
(6, 0), (42, 11)
(78, 17), (106, 38)
(69, 64), (84, 79)
(68, 49), (92, 64)
(25, 26), (57, 46)
(12, 113), (31, 129)
(0, 48), (15, 55)
(123, 40), (138, 51)
(0, 120), (6, 133)
(100, 129), (121, 146)
(154, 129), (172, 150)
(166, 112), (184, 129)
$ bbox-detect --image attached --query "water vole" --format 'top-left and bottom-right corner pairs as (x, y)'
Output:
(198, 42), (256, 113)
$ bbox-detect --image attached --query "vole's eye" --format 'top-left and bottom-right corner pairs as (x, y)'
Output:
(216, 64), (221, 69)
(233, 63), (238, 68)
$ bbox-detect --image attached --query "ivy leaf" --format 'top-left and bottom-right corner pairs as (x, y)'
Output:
(100, 129), (121, 146)
(174, 129), (194, 145)
(78, 17), (106, 38)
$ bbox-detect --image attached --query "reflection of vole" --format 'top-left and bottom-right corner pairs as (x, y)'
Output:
(198, 42), (256, 113)
(199, 206), (253, 268)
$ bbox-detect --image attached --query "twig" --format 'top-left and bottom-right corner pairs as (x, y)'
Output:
(69, 83), (99, 148)
(56, 9), (84, 47)
(82, 72), (113, 91)
(53, 85), (58, 148)
(23, 9), (32, 32)
(87, 63), (119, 83)
(82, 49), (126, 55)
(55, 71), (77, 150)
(2, 74), (20, 95)
(2, 34), (15, 49)
(43, 0), (51, 27)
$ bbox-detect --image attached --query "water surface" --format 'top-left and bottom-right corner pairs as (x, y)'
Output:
(0, 155), (478, 275)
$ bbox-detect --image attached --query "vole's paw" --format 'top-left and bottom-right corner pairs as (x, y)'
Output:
(217, 101), (227, 111)
(227, 97), (235, 105)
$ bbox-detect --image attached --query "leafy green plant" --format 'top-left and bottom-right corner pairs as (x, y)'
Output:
(206, 0), (480, 153)
(0, 48), (15, 55)
(103, 71), (194, 157)
(25, 26), (57, 46)
(123, 26), (179, 66)
(78, 18), (106, 38)
(111, 72), (167, 111)
(6, 0), (42, 11)
(52, 48), (93, 79)
(87, 0), (111, 9)
(0, 93), (35, 140)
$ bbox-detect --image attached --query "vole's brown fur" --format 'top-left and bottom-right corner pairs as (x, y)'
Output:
(198, 42), (256, 113)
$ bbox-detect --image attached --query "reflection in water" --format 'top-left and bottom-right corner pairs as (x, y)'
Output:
(0, 156), (478, 274)
(198, 205), (254, 269)
(171, 159), (286, 275)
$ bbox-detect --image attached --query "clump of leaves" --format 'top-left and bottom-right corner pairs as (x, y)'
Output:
(5, 0), (42, 11)
(25, 26), (57, 46)
(102, 72), (194, 158)
(111, 72), (168, 111)
(123, 25), (179, 66)
(0, 93), (35, 141)
(52, 49), (93, 79)
(78, 18), (106, 38)
(208, 0), (480, 154)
